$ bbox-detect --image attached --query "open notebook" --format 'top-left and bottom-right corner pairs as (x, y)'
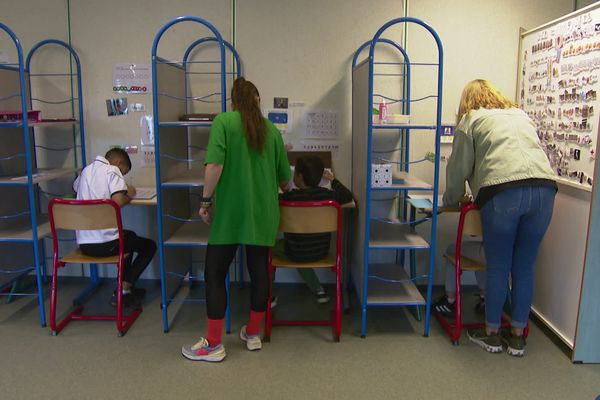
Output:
(132, 187), (157, 200)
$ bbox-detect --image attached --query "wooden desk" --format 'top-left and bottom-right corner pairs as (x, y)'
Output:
(130, 197), (157, 206)
(129, 187), (157, 206)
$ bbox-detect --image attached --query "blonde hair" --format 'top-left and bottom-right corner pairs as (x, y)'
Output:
(456, 79), (516, 125)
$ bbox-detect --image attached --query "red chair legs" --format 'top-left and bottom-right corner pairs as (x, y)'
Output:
(49, 259), (141, 337)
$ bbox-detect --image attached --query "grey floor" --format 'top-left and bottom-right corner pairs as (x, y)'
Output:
(1, 279), (599, 400)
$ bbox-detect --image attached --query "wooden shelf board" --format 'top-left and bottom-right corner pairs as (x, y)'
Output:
(366, 264), (426, 305)
(369, 219), (430, 249)
(0, 217), (51, 241)
(164, 221), (210, 246)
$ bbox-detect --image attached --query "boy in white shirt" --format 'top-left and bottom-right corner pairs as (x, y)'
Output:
(73, 148), (156, 308)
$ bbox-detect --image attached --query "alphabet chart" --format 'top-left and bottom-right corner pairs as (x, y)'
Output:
(303, 110), (339, 138)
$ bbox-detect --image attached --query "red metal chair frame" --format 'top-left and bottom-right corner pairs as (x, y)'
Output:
(435, 203), (528, 345)
(48, 198), (141, 336)
(264, 200), (343, 342)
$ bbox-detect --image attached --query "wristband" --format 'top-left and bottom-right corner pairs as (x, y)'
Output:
(200, 196), (212, 203)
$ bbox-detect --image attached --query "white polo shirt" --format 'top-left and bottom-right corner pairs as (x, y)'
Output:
(72, 156), (128, 244)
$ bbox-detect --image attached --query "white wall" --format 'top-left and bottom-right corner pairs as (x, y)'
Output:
(0, 0), (68, 57)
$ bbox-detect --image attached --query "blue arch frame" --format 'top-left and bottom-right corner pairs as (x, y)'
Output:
(26, 39), (87, 166)
(151, 16), (233, 333)
(0, 23), (45, 326)
(353, 17), (444, 337)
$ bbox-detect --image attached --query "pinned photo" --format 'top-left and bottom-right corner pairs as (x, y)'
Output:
(106, 97), (128, 116)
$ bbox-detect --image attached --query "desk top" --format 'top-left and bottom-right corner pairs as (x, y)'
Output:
(407, 195), (459, 213)
(129, 187), (355, 208)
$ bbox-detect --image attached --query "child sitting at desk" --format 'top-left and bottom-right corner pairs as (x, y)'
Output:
(72, 148), (157, 309)
(273, 155), (353, 304)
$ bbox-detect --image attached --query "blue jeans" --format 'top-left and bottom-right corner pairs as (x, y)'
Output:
(480, 185), (556, 329)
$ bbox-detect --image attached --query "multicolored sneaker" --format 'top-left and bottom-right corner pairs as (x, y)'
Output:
(500, 330), (526, 357)
(467, 329), (503, 353)
(239, 325), (262, 351)
(181, 337), (226, 362)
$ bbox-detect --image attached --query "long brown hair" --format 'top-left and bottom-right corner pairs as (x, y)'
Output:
(231, 77), (266, 152)
(456, 79), (516, 125)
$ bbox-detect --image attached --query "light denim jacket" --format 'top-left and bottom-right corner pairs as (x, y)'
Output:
(443, 107), (556, 206)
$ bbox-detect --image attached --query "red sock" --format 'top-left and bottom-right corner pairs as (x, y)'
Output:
(246, 310), (265, 336)
(206, 318), (224, 346)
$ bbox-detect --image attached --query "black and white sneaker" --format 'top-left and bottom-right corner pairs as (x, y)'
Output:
(316, 289), (330, 304)
(110, 291), (142, 309)
(433, 295), (456, 317)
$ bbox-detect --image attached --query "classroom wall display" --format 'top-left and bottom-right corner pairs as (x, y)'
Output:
(518, 4), (600, 190)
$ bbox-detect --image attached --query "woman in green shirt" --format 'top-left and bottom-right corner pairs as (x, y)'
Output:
(182, 78), (291, 362)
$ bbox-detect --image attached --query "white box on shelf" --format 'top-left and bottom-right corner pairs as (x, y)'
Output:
(387, 114), (410, 124)
(372, 163), (392, 187)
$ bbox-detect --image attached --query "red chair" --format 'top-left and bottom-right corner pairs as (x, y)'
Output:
(434, 203), (528, 345)
(265, 200), (343, 342)
(48, 198), (141, 336)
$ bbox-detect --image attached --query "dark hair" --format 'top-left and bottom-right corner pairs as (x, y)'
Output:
(295, 155), (324, 188)
(231, 77), (266, 152)
(105, 147), (131, 170)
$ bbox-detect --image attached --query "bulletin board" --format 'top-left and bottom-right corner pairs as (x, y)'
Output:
(517, 2), (600, 191)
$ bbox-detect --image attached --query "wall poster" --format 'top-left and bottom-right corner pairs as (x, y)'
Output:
(518, 5), (600, 190)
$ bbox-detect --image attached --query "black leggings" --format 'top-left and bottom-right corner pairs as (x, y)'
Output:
(205, 244), (269, 319)
(80, 230), (157, 285)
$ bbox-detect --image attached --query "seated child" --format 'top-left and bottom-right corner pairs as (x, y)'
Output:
(274, 155), (353, 304)
(73, 148), (157, 309)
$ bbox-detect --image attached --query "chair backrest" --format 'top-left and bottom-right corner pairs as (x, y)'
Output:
(48, 198), (122, 231)
(460, 206), (482, 237)
(279, 200), (341, 234)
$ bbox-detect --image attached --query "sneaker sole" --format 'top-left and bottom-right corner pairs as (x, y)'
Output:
(467, 333), (503, 353)
(317, 298), (330, 304)
(506, 346), (525, 357)
(181, 347), (226, 362)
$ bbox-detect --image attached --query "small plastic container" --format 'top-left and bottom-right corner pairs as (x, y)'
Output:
(378, 101), (388, 123)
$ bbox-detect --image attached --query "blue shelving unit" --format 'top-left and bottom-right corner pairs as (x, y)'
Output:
(350, 17), (443, 337)
(151, 16), (242, 333)
(0, 23), (86, 326)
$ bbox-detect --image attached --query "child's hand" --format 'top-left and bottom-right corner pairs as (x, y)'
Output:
(199, 205), (212, 225)
(322, 169), (334, 181)
(127, 184), (137, 198)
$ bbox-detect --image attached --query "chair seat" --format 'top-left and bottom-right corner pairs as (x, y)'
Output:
(271, 254), (336, 269)
(60, 248), (130, 264)
(443, 253), (486, 271)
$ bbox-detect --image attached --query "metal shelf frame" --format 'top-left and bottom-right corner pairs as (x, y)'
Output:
(0, 24), (86, 327)
(351, 17), (444, 337)
(151, 16), (242, 333)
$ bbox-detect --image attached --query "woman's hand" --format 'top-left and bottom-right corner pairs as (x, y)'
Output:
(199, 205), (212, 225)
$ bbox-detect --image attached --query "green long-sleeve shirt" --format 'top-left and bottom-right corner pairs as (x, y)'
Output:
(443, 107), (555, 206)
